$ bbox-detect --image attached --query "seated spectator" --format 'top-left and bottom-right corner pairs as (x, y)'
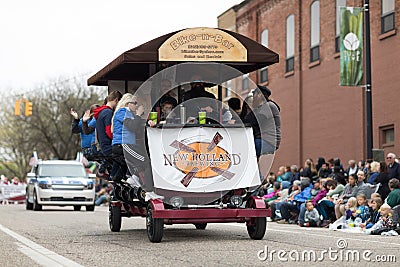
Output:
(344, 197), (357, 220)
(355, 170), (368, 196)
(318, 162), (331, 178)
(289, 165), (300, 184)
(299, 159), (317, 181)
(269, 180), (301, 221)
(297, 178), (326, 226)
(95, 183), (111, 206)
(277, 166), (292, 184)
(386, 178), (400, 208)
(387, 153), (400, 180)
(365, 203), (395, 235)
(375, 161), (391, 201)
(329, 165), (346, 186)
(334, 173), (359, 220)
(367, 161), (380, 184)
(263, 182), (281, 204)
(355, 193), (370, 222)
(345, 160), (359, 178)
(318, 179), (345, 226)
(261, 173), (277, 195)
(277, 179), (313, 224)
(361, 197), (382, 229)
(303, 201), (321, 227)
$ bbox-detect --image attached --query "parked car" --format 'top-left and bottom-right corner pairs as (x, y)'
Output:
(26, 160), (96, 211)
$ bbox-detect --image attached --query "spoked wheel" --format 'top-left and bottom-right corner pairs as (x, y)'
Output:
(109, 203), (121, 232)
(33, 191), (42, 211)
(146, 203), (163, 243)
(26, 192), (33, 210)
(194, 223), (207, 230)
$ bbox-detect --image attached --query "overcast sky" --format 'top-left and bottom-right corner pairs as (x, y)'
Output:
(0, 0), (241, 93)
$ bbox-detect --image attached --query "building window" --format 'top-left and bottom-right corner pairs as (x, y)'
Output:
(381, 0), (395, 34)
(260, 29), (269, 82)
(380, 125), (395, 147)
(335, 0), (346, 53)
(242, 74), (249, 91)
(260, 68), (268, 82)
(286, 14), (295, 72)
(310, 0), (320, 62)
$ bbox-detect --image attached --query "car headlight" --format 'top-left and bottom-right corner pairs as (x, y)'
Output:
(230, 195), (243, 207)
(38, 181), (51, 189)
(84, 182), (94, 190)
(170, 196), (184, 208)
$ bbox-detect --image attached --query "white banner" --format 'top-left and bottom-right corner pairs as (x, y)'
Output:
(0, 185), (26, 201)
(147, 127), (260, 192)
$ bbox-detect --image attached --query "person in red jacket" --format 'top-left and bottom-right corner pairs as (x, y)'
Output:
(93, 90), (122, 156)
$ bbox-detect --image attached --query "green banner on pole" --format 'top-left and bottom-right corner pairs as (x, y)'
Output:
(340, 7), (363, 86)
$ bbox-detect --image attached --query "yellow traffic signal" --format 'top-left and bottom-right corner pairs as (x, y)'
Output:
(14, 100), (21, 116)
(25, 101), (33, 116)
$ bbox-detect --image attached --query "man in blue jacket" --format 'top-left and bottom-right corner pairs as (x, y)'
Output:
(277, 180), (313, 224)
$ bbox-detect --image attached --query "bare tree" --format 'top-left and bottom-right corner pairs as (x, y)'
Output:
(0, 76), (105, 179)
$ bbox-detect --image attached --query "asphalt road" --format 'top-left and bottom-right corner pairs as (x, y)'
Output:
(0, 204), (399, 266)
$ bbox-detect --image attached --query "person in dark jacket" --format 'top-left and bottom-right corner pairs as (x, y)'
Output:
(387, 153), (400, 180)
(93, 90), (122, 156)
(375, 161), (391, 201)
(243, 85), (281, 159)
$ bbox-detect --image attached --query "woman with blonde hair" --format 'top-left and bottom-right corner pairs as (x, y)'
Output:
(300, 158), (317, 181)
(110, 93), (139, 182)
(367, 161), (380, 184)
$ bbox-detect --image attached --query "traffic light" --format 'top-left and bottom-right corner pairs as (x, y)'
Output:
(25, 101), (33, 116)
(14, 100), (21, 116)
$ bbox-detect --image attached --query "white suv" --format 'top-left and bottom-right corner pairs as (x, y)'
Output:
(26, 160), (96, 211)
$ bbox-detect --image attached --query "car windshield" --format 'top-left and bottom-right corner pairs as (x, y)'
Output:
(39, 164), (86, 177)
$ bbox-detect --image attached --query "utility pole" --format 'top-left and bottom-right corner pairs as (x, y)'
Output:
(364, 0), (373, 160)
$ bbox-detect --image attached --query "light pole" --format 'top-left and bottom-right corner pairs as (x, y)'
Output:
(364, 0), (373, 160)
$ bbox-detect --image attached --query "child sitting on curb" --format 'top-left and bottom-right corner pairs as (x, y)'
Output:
(303, 201), (321, 227)
(365, 203), (396, 235)
(355, 194), (370, 223)
(360, 197), (382, 229)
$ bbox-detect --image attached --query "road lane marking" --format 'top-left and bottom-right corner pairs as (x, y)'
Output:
(0, 224), (83, 267)
(217, 223), (400, 247)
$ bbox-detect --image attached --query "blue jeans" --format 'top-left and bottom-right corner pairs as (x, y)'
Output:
(317, 200), (335, 220)
(95, 195), (107, 206)
(254, 138), (275, 158)
(298, 203), (307, 224)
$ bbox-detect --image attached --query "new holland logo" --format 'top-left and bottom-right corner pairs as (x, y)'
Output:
(163, 132), (241, 187)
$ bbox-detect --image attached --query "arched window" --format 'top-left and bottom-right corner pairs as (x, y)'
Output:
(381, 0), (395, 33)
(335, 0), (346, 52)
(286, 14), (295, 72)
(260, 29), (269, 82)
(310, 0), (320, 62)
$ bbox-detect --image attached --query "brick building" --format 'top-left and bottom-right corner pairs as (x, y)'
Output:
(218, 0), (399, 170)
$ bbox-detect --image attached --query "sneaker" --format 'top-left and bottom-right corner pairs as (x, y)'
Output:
(126, 174), (142, 187)
(145, 191), (164, 201)
(303, 222), (310, 227)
